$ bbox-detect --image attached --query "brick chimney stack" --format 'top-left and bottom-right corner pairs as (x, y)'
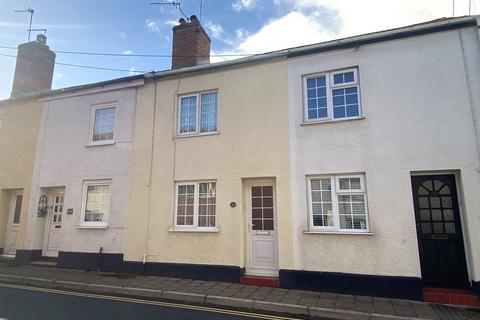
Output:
(171, 15), (211, 69)
(11, 34), (56, 98)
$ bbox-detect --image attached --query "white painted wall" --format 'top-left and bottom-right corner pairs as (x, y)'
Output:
(288, 27), (480, 282)
(24, 88), (137, 254)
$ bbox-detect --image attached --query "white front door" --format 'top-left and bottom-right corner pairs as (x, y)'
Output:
(4, 190), (23, 256)
(245, 180), (278, 277)
(43, 190), (64, 257)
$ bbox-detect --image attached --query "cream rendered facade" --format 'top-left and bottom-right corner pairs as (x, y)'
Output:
(0, 99), (43, 256)
(287, 23), (480, 298)
(124, 59), (293, 279)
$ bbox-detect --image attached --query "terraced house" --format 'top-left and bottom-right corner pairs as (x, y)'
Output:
(0, 15), (479, 305)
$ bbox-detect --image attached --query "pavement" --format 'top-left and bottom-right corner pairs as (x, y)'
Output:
(0, 260), (478, 320)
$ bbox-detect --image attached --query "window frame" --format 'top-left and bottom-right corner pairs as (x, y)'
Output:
(79, 179), (111, 228)
(173, 180), (217, 231)
(177, 90), (218, 136)
(89, 104), (117, 146)
(335, 175), (366, 193)
(307, 174), (370, 233)
(303, 67), (362, 123)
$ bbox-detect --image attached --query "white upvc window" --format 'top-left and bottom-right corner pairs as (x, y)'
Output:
(178, 91), (218, 135)
(89, 104), (117, 145)
(307, 174), (369, 232)
(80, 180), (111, 228)
(174, 181), (216, 230)
(304, 67), (361, 123)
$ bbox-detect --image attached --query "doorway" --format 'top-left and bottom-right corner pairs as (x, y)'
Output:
(244, 179), (278, 277)
(411, 174), (469, 287)
(3, 190), (23, 256)
(42, 189), (64, 257)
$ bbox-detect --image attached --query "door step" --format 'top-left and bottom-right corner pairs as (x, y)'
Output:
(423, 287), (480, 306)
(240, 275), (279, 287)
(30, 260), (57, 268)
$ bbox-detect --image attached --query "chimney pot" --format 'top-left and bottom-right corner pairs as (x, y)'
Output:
(36, 34), (47, 45)
(190, 15), (199, 24)
(179, 18), (187, 25)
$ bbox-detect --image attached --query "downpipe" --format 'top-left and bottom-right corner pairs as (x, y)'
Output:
(97, 246), (103, 273)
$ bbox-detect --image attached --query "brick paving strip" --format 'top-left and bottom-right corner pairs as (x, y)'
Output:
(0, 261), (478, 320)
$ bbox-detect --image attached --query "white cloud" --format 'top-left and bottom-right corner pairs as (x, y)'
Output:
(235, 28), (248, 40)
(232, 0), (256, 11)
(213, 0), (476, 63)
(122, 49), (134, 55)
(165, 20), (179, 27)
(145, 19), (160, 32)
(290, 0), (466, 38)
(205, 21), (225, 38)
(238, 11), (333, 52)
(212, 10), (333, 63)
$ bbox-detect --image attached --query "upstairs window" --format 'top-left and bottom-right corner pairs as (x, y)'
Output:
(308, 174), (369, 232)
(178, 91), (217, 135)
(304, 68), (361, 122)
(90, 105), (116, 144)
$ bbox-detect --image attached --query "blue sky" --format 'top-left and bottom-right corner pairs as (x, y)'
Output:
(0, 0), (478, 98)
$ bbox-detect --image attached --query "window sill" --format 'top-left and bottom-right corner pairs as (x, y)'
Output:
(86, 141), (115, 147)
(77, 224), (108, 229)
(174, 132), (219, 139)
(169, 227), (219, 233)
(301, 116), (365, 126)
(303, 230), (374, 235)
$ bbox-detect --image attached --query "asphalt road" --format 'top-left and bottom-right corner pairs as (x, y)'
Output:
(0, 284), (301, 320)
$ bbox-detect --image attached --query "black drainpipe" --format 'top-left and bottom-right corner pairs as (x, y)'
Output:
(98, 247), (103, 273)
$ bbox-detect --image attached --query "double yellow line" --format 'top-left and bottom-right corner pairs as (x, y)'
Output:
(0, 283), (299, 320)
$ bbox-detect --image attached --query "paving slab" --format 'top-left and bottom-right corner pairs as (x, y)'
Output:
(52, 280), (87, 291)
(22, 276), (54, 288)
(316, 298), (336, 308)
(162, 291), (206, 304)
(85, 283), (123, 295)
(253, 301), (308, 315)
(206, 295), (254, 309)
(122, 287), (162, 299)
(218, 288), (242, 297)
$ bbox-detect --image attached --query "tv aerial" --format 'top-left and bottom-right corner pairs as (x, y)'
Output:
(150, 1), (189, 21)
(14, 7), (47, 42)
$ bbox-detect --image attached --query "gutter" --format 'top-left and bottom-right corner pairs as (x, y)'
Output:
(144, 52), (287, 82)
(287, 16), (479, 58)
